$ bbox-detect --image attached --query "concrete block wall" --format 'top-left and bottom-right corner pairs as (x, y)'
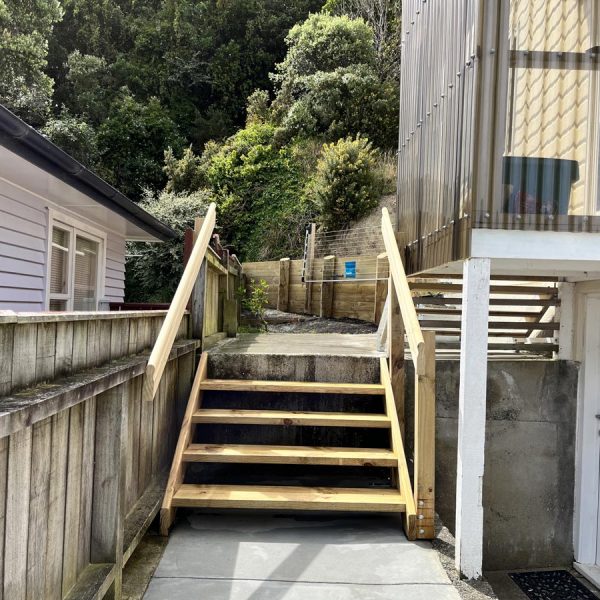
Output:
(407, 359), (579, 571)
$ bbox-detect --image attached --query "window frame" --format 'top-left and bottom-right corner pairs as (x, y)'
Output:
(46, 210), (106, 311)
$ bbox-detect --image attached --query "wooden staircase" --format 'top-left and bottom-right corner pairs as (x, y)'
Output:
(160, 352), (418, 538)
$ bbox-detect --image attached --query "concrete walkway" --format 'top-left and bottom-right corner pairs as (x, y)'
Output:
(144, 512), (461, 600)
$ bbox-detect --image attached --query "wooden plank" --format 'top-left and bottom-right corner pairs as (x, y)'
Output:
(110, 318), (129, 361)
(35, 322), (56, 382)
(410, 282), (558, 295)
(145, 203), (216, 401)
(44, 410), (69, 599)
(125, 378), (142, 513)
(380, 358), (417, 541)
(183, 444), (397, 466)
(304, 223), (316, 313)
(277, 258), (290, 312)
(374, 253), (389, 324)
(160, 352), (208, 535)
(62, 404), (84, 596)
(413, 296), (559, 307)
(91, 384), (127, 599)
(55, 321), (74, 378)
(192, 409), (391, 428)
(86, 320), (100, 368)
(78, 398), (97, 574)
(0, 339), (200, 439)
(388, 277), (405, 438)
(191, 258), (207, 340)
(63, 563), (115, 600)
(414, 331), (436, 539)
(4, 426), (32, 600)
(223, 299), (238, 337)
(0, 435), (7, 600)
(199, 379), (385, 395)
(173, 484), (406, 511)
(0, 324), (14, 396)
(319, 255), (336, 318)
(382, 208), (425, 374)
(72, 321), (88, 372)
(11, 323), (37, 390)
(26, 418), (52, 600)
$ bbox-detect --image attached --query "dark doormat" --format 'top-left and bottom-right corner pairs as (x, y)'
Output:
(509, 570), (598, 600)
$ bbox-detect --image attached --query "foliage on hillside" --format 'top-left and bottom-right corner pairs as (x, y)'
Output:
(0, 0), (401, 299)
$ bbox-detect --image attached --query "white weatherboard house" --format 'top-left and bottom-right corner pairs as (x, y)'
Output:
(0, 104), (175, 312)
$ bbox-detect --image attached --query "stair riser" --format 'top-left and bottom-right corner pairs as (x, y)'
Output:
(192, 416), (390, 428)
(208, 354), (381, 384)
(193, 424), (391, 449)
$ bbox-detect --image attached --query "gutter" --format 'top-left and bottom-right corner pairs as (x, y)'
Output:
(0, 105), (177, 242)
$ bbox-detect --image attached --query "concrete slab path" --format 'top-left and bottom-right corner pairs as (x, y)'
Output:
(144, 512), (461, 600)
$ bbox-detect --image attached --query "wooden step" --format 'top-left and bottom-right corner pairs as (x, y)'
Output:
(192, 409), (390, 428)
(200, 379), (385, 395)
(172, 484), (405, 511)
(183, 444), (397, 466)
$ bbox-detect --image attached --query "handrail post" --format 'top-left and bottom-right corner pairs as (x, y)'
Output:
(414, 330), (436, 539)
(144, 203), (216, 402)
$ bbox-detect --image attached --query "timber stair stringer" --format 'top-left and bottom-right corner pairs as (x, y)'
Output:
(160, 352), (418, 540)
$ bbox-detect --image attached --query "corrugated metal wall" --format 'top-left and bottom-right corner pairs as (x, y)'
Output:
(397, 0), (480, 272)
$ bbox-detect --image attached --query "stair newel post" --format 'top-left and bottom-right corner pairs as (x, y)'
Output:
(387, 276), (405, 439)
(414, 331), (436, 539)
(320, 255), (336, 318)
(304, 223), (316, 313)
(277, 258), (291, 312)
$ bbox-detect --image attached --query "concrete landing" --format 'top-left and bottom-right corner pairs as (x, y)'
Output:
(213, 333), (383, 357)
(143, 513), (461, 600)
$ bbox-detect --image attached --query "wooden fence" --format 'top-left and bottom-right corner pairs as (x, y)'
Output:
(0, 311), (197, 600)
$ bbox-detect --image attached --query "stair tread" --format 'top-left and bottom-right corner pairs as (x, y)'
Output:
(172, 484), (405, 511)
(192, 408), (390, 428)
(183, 444), (397, 466)
(200, 379), (385, 395)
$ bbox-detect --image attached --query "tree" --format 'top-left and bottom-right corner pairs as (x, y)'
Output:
(42, 109), (99, 167)
(0, 0), (63, 124)
(125, 189), (212, 302)
(271, 13), (399, 149)
(323, 0), (401, 80)
(97, 93), (185, 199)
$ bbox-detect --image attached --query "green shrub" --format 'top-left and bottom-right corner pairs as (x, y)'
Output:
(125, 189), (212, 302)
(312, 136), (381, 230)
(204, 123), (310, 261)
(239, 279), (270, 330)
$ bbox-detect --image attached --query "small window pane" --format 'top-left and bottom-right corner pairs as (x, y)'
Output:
(50, 227), (70, 295)
(73, 236), (99, 311)
(49, 299), (67, 311)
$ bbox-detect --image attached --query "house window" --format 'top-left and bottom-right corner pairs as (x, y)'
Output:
(48, 219), (104, 311)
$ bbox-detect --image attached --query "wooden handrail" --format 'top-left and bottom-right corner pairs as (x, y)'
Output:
(381, 207), (426, 374)
(143, 203), (217, 401)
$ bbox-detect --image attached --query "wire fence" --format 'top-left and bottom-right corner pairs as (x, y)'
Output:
(303, 225), (387, 283)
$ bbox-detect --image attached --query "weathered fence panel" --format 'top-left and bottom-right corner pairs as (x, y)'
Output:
(0, 312), (197, 600)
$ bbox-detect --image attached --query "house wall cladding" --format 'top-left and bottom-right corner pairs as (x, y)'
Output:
(0, 179), (126, 311)
(406, 359), (579, 571)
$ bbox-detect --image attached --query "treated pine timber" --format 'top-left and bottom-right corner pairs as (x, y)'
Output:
(409, 282), (557, 295)
(144, 203), (216, 402)
(388, 277), (405, 438)
(320, 255), (335, 318)
(380, 358), (417, 540)
(172, 484), (406, 511)
(277, 258), (291, 312)
(382, 208), (425, 374)
(413, 296), (559, 307)
(183, 444), (397, 466)
(374, 253), (389, 324)
(192, 409), (391, 428)
(304, 223), (316, 312)
(160, 352), (208, 536)
(199, 379), (385, 394)
(413, 331), (436, 539)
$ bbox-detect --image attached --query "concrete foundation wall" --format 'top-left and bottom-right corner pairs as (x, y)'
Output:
(408, 359), (579, 571)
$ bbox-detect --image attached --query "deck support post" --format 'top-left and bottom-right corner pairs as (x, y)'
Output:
(455, 258), (490, 579)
